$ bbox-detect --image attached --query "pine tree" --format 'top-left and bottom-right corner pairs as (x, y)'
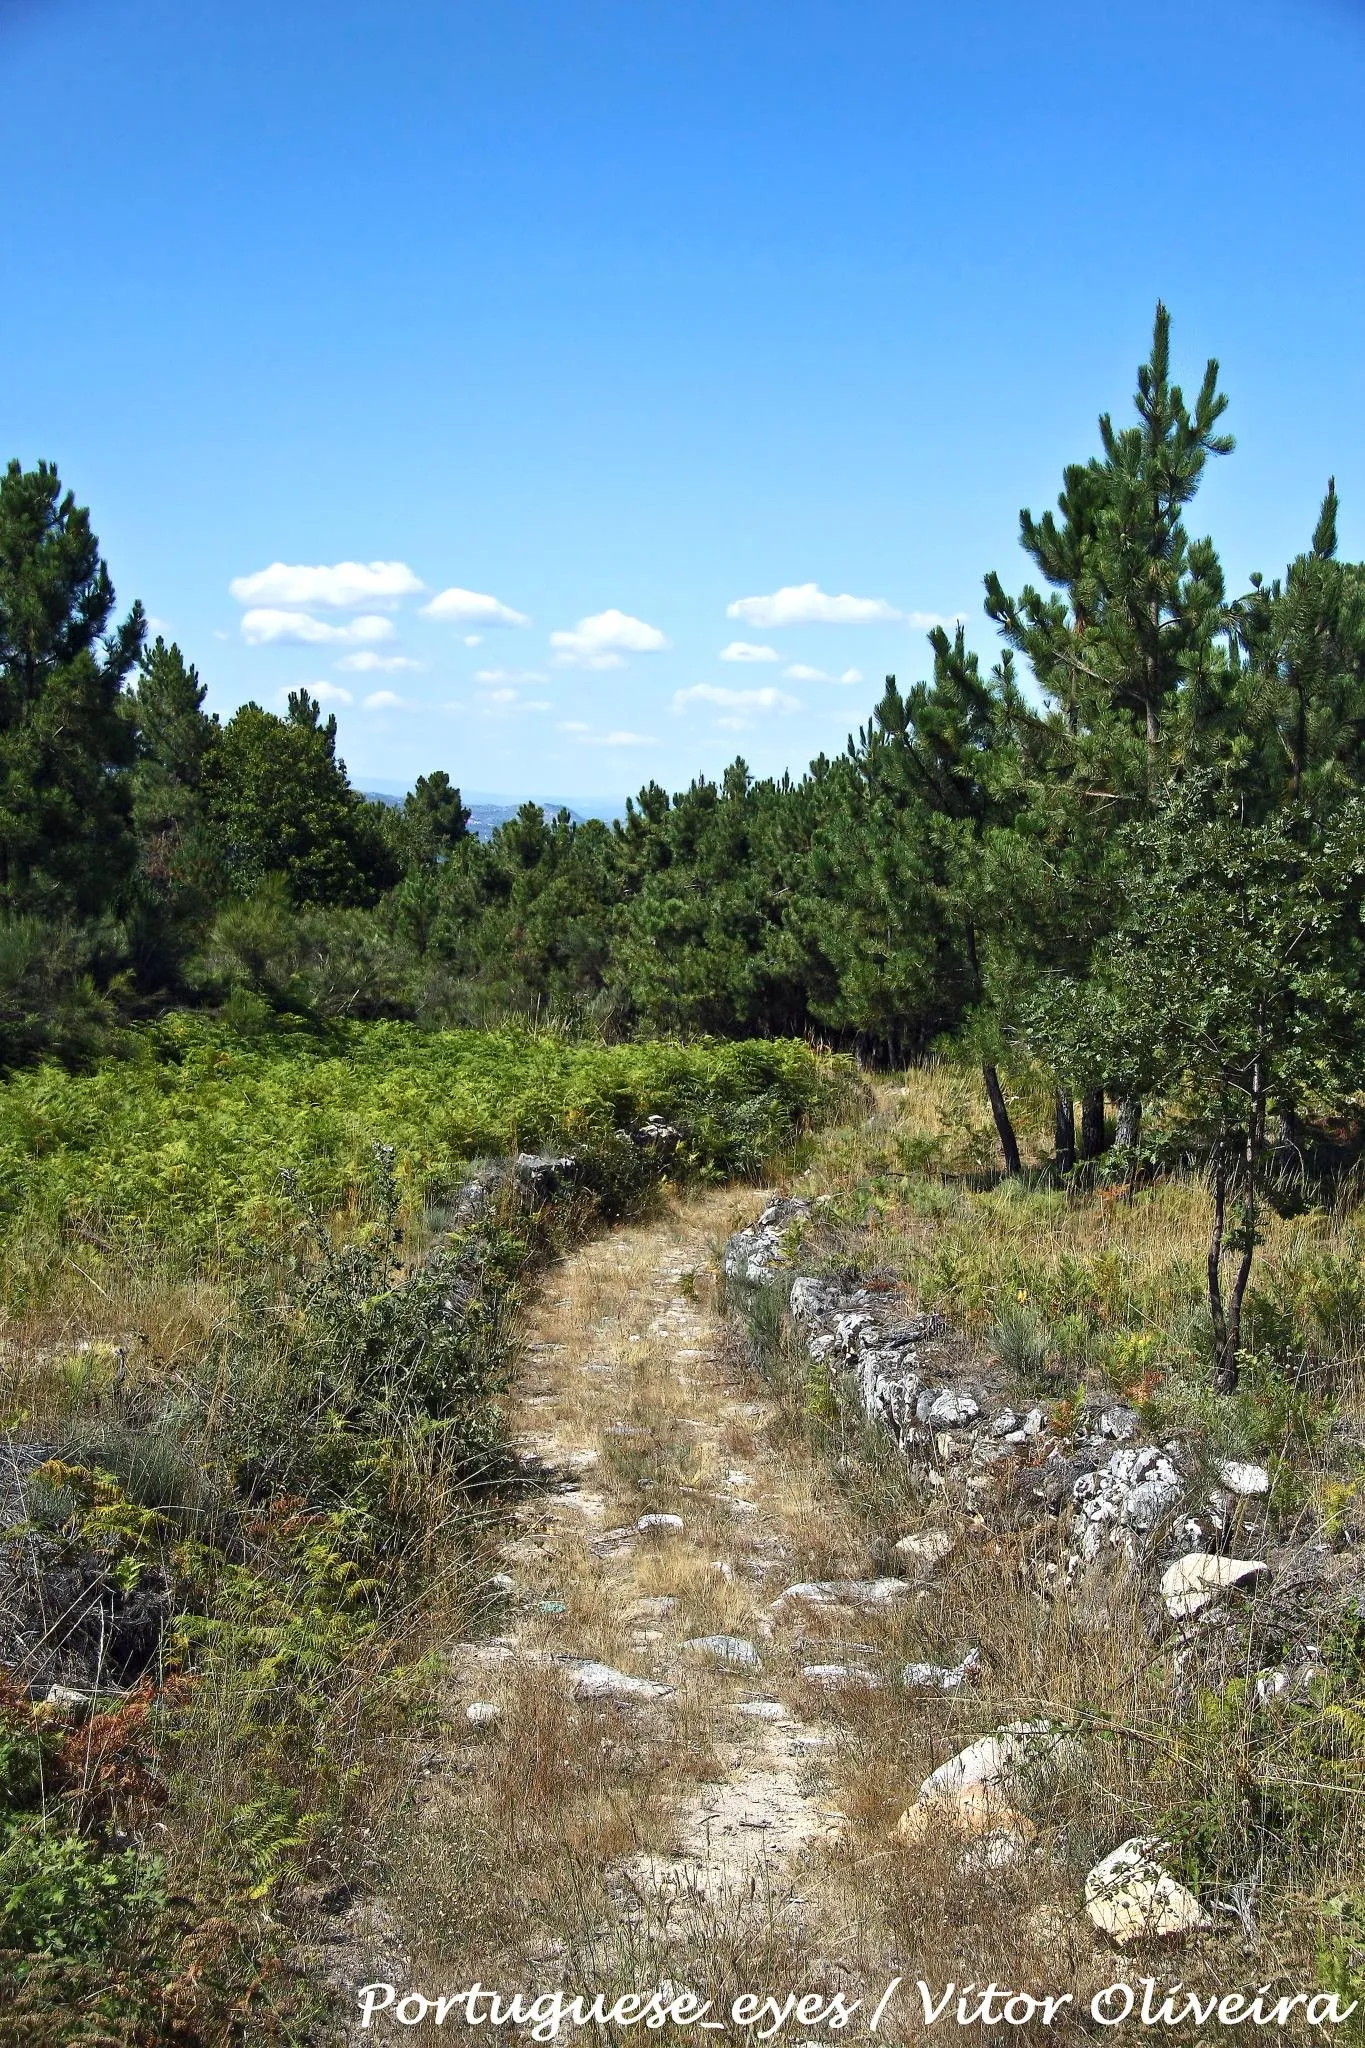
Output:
(403, 770), (471, 863)
(0, 459), (144, 913)
(985, 302), (1233, 780)
(202, 690), (398, 907)
(126, 636), (219, 876)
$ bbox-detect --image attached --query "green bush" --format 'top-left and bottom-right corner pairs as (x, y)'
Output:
(0, 1015), (849, 1275)
(0, 1823), (165, 1970)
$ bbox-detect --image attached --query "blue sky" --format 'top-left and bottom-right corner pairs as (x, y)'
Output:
(3, 0), (1363, 807)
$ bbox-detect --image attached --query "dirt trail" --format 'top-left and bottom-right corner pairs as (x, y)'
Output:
(392, 1184), (884, 2009)
(473, 1187), (840, 1882)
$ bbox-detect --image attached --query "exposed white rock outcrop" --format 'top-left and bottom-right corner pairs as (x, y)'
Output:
(1085, 1836), (1211, 1943)
(1160, 1553), (1269, 1621)
(1073, 1447), (1185, 1561)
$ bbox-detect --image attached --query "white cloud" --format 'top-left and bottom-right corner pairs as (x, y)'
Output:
(558, 722), (657, 746)
(674, 684), (801, 716)
(474, 667), (549, 685)
(422, 586), (531, 628)
(230, 560), (422, 609)
(727, 582), (902, 628)
(276, 680), (353, 708)
(337, 650), (424, 673)
(719, 640), (780, 663)
(363, 689), (415, 711)
(477, 685), (553, 716)
(464, 634), (483, 646)
(550, 609), (669, 669)
(783, 663), (864, 685)
(241, 609), (397, 647)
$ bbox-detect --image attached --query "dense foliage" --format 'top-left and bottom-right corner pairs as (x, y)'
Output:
(0, 1017), (845, 1266)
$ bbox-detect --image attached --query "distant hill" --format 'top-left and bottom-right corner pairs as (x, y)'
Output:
(361, 790), (592, 841)
(465, 801), (586, 841)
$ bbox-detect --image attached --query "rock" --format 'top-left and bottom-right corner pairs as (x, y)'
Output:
(1255, 1668), (1289, 1703)
(560, 1659), (675, 1703)
(902, 1648), (980, 1692)
(1084, 1837), (1211, 1944)
(773, 1577), (910, 1610)
(1099, 1405), (1138, 1441)
(919, 1720), (1082, 1805)
(1219, 1460), (1271, 1498)
(485, 1571), (514, 1593)
(636, 1512), (685, 1534)
(895, 1528), (956, 1568)
(896, 1781), (1036, 1847)
(722, 1198), (812, 1286)
(631, 1115), (681, 1161)
(1160, 1553), (1268, 1621)
(926, 1391), (980, 1430)
(989, 1411), (1020, 1438)
(514, 1152), (580, 1199)
(685, 1634), (762, 1670)
(1073, 1447), (1185, 1561)
(788, 1275), (833, 1323)
(734, 1698), (787, 1719)
(465, 1701), (500, 1727)
(41, 1684), (93, 1713)
(801, 1663), (882, 1690)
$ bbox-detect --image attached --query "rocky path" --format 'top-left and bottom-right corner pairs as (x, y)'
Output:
(438, 1188), (850, 1939)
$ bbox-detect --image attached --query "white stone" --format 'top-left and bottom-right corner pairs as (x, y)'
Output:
(773, 1577), (910, 1610)
(734, 1698), (788, 1719)
(919, 1721), (1081, 1804)
(466, 1701), (501, 1726)
(1219, 1460), (1271, 1497)
(1099, 1406), (1137, 1441)
(685, 1634), (762, 1670)
(636, 1512), (685, 1534)
(801, 1663), (882, 1690)
(927, 1391), (980, 1429)
(562, 1659), (675, 1703)
(902, 1648), (980, 1692)
(1255, 1668), (1289, 1703)
(1074, 1447), (1185, 1561)
(1160, 1553), (1268, 1621)
(42, 1684), (92, 1712)
(1085, 1837), (1211, 1944)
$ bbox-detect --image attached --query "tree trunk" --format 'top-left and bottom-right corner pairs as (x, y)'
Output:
(1273, 1105), (1303, 1183)
(1210, 1067), (1265, 1396)
(1208, 1149), (1234, 1390)
(983, 1064), (1022, 1176)
(1054, 1091), (1076, 1175)
(1115, 1095), (1142, 1152)
(1079, 1088), (1106, 1160)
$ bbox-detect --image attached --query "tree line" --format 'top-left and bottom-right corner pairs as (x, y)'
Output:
(5, 306), (1365, 1386)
